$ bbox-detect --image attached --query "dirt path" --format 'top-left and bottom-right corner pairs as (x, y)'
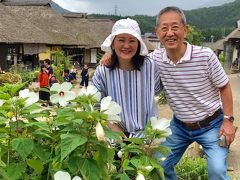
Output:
(158, 73), (240, 179)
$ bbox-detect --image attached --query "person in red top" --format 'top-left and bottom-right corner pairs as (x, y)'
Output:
(38, 65), (50, 106)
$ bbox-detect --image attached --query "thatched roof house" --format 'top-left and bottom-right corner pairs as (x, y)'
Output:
(0, 0), (155, 70)
(0, 0), (115, 70)
(223, 27), (240, 73)
(1, 1), (92, 45)
(225, 28), (240, 42)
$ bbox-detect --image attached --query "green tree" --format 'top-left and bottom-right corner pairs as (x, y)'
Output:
(186, 26), (204, 45)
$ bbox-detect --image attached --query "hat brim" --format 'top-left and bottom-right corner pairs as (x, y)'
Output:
(101, 29), (148, 56)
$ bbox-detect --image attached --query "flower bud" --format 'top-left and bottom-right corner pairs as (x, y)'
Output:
(96, 122), (105, 141)
(117, 150), (123, 158)
(136, 173), (145, 180)
(144, 165), (153, 172)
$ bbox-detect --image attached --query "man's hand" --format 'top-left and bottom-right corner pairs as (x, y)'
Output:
(219, 120), (237, 147)
(99, 53), (112, 66)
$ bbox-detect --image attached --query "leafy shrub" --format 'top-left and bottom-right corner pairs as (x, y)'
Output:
(158, 91), (167, 105)
(51, 51), (72, 83)
(0, 83), (171, 180)
(0, 72), (21, 84)
(175, 156), (208, 180)
(8, 64), (37, 83)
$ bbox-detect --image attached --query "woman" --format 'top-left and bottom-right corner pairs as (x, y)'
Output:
(38, 65), (50, 107)
(92, 18), (161, 137)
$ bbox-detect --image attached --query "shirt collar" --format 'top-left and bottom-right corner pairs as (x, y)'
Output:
(163, 42), (192, 64)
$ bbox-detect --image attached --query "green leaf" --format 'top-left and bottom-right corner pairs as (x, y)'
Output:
(11, 138), (34, 160)
(68, 157), (102, 180)
(122, 159), (130, 169)
(27, 159), (44, 174)
(24, 122), (51, 132)
(0, 168), (11, 180)
(60, 134), (87, 161)
(33, 143), (51, 163)
(6, 163), (26, 179)
(0, 159), (6, 167)
(79, 158), (101, 180)
(156, 145), (171, 157)
(32, 130), (54, 139)
(124, 137), (144, 145)
(119, 172), (130, 180)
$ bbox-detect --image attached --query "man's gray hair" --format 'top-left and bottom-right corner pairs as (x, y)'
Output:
(156, 6), (187, 26)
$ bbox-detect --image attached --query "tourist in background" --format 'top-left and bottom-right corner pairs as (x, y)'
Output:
(38, 65), (50, 107)
(80, 64), (89, 88)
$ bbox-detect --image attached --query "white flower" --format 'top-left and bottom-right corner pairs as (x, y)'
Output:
(117, 150), (123, 158)
(50, 82), (76, 106)
(150, 117), (172, 144)
(0, 99), (4, 106)
(150, 117), (172, 136)
(96, 122), (105, 141)
(79, 85), (101, 101)
(54, 171), (81, 180)
(19, 89), (39, 106)
(136, 172), (145, 180)
(100, 96), (121, 122)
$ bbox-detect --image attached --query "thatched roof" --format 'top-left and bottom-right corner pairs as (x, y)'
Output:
(66, 15), (114, 48)
(143, 39), (155, 51)
(0, 3), (93, 45)
(0, 3), (48, 43)
(202, 38), (224, 51)
(225, 28), (240, 42)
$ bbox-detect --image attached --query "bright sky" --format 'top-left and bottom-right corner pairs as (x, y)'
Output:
(52, 0), (232, 16)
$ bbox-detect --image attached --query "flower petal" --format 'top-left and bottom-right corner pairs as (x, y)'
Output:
(107, 114), (121, 122)
(105, 102), (121, 114)
(61, 82), (72, 92)
(50, 94), (60, 104)
(150, 117), (170, 131)
(50, 83), (61, 92)
(72, 176), (82, 180)
(96, 122), (105, 141)
(25, 92), (39, 106)
(136, 173), (145, 180)
(64, 91), (76, 101)
(0, 99), (4, 106)
(54, 171), (71, 180)
(79, 88), (87, 96)
(59, 96), (69, 107)
(19, 89), (29, 98)
(93, 92), (101, 102)
(87, 85), (98, 95)
(100, 96), (112, 111)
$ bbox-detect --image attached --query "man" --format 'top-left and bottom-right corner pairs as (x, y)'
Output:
(150, 6), (237, 180)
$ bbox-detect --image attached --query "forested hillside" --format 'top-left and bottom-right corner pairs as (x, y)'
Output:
(92, 0), (240, 42)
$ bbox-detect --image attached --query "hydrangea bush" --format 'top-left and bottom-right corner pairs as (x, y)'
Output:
(0, 82), (171, 180)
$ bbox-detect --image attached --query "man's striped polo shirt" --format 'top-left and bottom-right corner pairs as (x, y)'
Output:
(149, 42), (229, 122)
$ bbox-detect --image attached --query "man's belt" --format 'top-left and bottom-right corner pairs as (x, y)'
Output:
(181, 109), (222, 130)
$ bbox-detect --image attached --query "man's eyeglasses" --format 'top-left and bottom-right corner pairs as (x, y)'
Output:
(158, 24), (184, 33)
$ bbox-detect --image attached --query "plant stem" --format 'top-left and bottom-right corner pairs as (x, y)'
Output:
(83, 121), (94, 158)
(7, 120), (12, 166)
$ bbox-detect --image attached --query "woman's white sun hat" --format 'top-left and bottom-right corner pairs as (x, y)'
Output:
(101, 18), (148, 56)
